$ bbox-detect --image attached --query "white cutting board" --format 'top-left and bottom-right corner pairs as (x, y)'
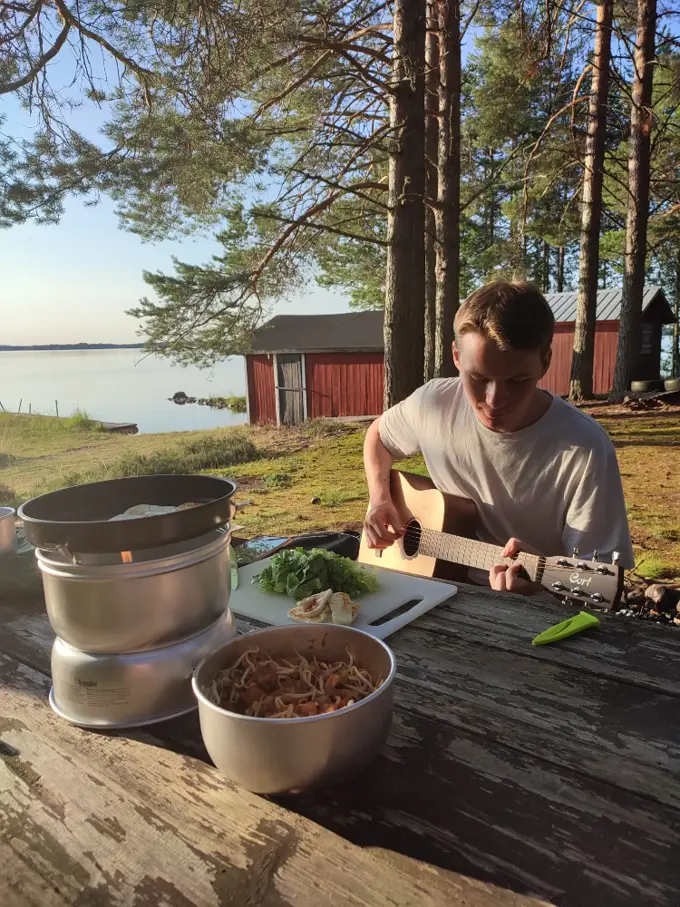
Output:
(229, 558), (457, 639)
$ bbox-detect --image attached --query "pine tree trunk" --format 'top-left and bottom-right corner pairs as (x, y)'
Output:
(487, 148), (496, 245)
(610, 0), (657, 402)
(424, 0), (438, 383)
(542, 240), (550, 291)
(557, 245), (565, 292)
(433, 0), (460, 378)
(384, 0), (427, 408)
(674, 246), (680, 379)
(569, 0), (613, 402)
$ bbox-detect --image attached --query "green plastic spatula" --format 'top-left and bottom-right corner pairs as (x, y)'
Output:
(531, 611), (599, 646)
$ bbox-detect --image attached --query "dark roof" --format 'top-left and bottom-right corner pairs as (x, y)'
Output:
(250, 311), (384, 353)
(546, 285), (673, 322)
(248, 287), (674, 353)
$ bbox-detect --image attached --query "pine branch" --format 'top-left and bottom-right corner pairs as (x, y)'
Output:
(0, 17), (70, 94)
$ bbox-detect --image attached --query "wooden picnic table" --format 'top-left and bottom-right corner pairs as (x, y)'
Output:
(1, 583), (679, 907)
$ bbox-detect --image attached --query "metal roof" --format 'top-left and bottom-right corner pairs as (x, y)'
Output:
(248, 287), (673, 353)
(250, 311), (384, 353)
(545, 285), (672, 322)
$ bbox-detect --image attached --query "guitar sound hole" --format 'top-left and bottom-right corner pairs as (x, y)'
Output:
(402, 520), (421, 558)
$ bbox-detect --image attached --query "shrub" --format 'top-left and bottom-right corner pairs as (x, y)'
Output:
(63, 409), (106, 433)
(0, 483), (22, 509)
(225, 395), (247, 414)
(57, 431), (260, 487)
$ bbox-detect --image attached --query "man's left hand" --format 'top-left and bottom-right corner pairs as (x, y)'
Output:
(489, 538), (542, 596)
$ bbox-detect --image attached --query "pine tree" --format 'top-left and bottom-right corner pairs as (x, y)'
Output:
(384, 0), (427, 407)
(569, 0), (614, 401)
(611, 0), (658, 400)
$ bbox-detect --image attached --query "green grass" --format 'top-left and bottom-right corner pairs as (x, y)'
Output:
(0, 409), (103, 455)
(633, 555), (679, 581)
(1, 408), (678, 582)
(262, 471), (294, 489)
(58, 431), (260, 488)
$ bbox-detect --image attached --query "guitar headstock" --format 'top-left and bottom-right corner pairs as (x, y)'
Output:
(540, 549), (624, 610)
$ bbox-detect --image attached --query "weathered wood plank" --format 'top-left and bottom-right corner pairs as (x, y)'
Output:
(5, 584), (679, 699)
(388, 627), (680, 809)
(3, 598), (679, 810)
(418, 590), (680, 696)
(288, 708), (680, 907)
(0, 653), (549, 907)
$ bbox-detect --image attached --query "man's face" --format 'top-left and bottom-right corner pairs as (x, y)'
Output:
(453, 332), (551, 433)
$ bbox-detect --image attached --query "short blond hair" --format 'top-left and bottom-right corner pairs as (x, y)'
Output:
(454, 280), (554, 354)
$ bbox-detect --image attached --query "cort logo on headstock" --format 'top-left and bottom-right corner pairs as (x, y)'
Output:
(570, 572), (592, 587)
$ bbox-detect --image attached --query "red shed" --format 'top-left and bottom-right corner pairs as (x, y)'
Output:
(243, 288), (673, 424)
(540, 285), (673, 396)
(244, 312), (384, 425)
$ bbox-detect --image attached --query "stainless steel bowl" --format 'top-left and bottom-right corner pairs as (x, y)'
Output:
(193, 625), (396, 795)
(38, 528), (231, 653)
(50, 608), (236, 729)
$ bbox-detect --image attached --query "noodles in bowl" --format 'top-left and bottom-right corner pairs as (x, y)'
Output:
(192, 624), (396, 793)
(205, 646), (383, 719)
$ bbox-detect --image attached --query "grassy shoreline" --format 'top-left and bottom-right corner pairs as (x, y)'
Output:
(1, 410), (678, 580)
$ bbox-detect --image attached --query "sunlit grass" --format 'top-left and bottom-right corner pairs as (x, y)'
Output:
(0, 409), (678, 580)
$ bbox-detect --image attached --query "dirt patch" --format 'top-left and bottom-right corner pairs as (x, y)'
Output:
(579, 400), (680, 419)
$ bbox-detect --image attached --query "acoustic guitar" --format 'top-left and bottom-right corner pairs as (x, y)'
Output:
(358, 470), (624, 610)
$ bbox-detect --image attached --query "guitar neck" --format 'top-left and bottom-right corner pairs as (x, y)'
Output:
(415, 526), (544, 581)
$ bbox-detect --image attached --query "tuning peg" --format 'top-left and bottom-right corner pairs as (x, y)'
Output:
(590, 593), (604, 603)
(593, 550), (599, 561)
(576, 561), (589, 570)
(612, 551), (620, 566)
(569, 587), (583, 596)
(551, 581), (566, 592)
(572, 546), (579, 558)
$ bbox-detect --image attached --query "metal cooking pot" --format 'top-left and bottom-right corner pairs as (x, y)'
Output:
(50, 609), (236, 729)
(19, 474), (237, 554)
(193, 625), (396, 795)
(37, 529), (232, 654)
(0, 507), (16, 554)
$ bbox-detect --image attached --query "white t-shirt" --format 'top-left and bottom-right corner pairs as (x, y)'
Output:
(379, 378), (634, 570)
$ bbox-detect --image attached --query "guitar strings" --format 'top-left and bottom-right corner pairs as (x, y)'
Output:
(400, 524), (615, 575)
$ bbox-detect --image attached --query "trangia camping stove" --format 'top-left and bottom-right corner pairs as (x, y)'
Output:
(19, 475), (238, 728)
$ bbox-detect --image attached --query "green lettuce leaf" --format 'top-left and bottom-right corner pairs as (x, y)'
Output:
(253, 547), (378, 601)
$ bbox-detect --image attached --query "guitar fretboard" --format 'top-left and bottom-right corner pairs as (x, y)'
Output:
(410, 525), (543, 580)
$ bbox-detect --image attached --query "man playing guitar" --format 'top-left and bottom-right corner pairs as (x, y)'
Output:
(363, 280), (634, 595)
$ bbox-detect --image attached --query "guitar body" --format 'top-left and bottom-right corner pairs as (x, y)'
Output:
(358, 471), (478, 583)
(357, 470), (624, 609)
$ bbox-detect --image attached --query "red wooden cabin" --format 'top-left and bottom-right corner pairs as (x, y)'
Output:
(244, 287), (673, 425)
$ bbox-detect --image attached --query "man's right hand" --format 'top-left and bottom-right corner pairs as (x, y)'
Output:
(363, 499), (405, 550)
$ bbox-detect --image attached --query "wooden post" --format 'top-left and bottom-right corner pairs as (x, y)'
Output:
(55, 400), (59, 417)
(0, 400), (5, 411)
(18, 399), (22, 413)
(29, 403), (31, 415)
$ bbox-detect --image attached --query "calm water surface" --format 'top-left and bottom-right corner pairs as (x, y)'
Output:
(0, 349), (248, 433)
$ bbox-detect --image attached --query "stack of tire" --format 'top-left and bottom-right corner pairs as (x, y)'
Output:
(630, 378), (680, 394)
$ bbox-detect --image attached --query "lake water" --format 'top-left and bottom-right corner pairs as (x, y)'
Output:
(0, 349), (248, 433)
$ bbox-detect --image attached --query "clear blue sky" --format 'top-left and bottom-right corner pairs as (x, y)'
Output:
(1, 71), (350, 345)
(0, 192), (350, 345)
(1, 23), (491, 346)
